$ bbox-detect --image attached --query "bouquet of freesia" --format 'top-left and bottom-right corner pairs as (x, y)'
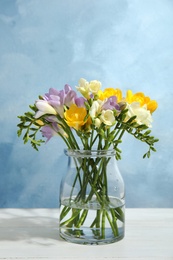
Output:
(17, 78), (158, 244)
(17, 78), (158, 157)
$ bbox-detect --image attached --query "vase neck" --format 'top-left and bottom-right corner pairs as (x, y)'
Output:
(64, 149), (116, 158)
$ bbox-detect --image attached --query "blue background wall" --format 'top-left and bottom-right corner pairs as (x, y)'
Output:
(0, 0), (172, 208)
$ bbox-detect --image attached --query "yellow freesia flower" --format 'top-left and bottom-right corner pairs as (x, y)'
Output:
(147, 100), (158, 113)
(126, 90), (158, 113)
(98, 88), (122, 102)
(64, 104), (87, 130)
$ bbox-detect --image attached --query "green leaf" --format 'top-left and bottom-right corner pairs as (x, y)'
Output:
(150, 147), (157, 152)
(147, 151), (150, 158)
(30, 127), (39, 131)
(144, 130), (151, 136)
(29, 104), (38, 112)
(17, 129), (22, 137)
(115, 152), (121, 160)
(126, 115), (136, 124)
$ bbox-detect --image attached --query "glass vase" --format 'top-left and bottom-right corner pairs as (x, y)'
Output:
(59, 149), (125, 245)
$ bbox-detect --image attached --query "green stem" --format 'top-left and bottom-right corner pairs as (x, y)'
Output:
(60, 208), (81, 227)
(113, 207), (125, 222)
(76, 209), (88, 228)
(89, 129), (94, 148)
(101, 209), (106, 238)
(69, 158), (83, 200)
(96, 209), (101, 228)
(60, 206), (71, 221)
(106, 210), (119, 236)
(57, 115), (80, 149)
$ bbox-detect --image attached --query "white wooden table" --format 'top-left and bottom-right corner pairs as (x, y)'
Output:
(0, 208), (173, 259)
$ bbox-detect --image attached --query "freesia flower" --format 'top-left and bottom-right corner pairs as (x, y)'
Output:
(145, 100), (158, 113)
(43, 85), (77, 117)
(98, 88), (122, 102)
(75, 96), (86, 107)
(64, 104), (87, 130)
(126, 90), (158, 113)
(44, 87), (59, 100)
(100, 110), (115, 126)
(89, 100), (102, 118)
(64, 84), (77, 107)
(88, 80), (101, 94)
(102, 96), (120, 112)
(76, 78), (102, 98)
(94, 118), (101, 128)
(76, 78), (90, 99)
(41, 123), (59, 142)
(89, 98), (120, 127)
(35, 119), (44, 126)
(125, 102), (153, 127)
(44, 115), (59, 123)
(35, 100), (57, 118)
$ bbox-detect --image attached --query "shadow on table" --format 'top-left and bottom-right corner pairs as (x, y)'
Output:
(0, 209), (64, 246)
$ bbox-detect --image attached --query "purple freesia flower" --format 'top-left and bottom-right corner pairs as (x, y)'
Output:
(102, 96), (120, 112)
(75, 97), (86, 107)
(45, 115), (59, 123)
(41, 123), (59, 142)
(42, 88), (64, 116)
(44, 88), (59, 100)
(41, 84), (77, 117)
(64, 84), (77, 107)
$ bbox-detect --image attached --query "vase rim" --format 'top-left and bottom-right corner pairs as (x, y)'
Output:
(64, 149), (116, 158)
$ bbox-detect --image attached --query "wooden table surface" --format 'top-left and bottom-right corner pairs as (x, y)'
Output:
(0, 208), (173, 259)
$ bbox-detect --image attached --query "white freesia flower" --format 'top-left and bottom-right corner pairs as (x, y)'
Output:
(76, 78), (90, 98)
(35, 100), (57, 118)
(89, 80), (101, 94)
(95, 118), (101, 128)
(126, 102), (153, 127)
(89, 100), (102, 118)
(100, 110), (115, 126)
